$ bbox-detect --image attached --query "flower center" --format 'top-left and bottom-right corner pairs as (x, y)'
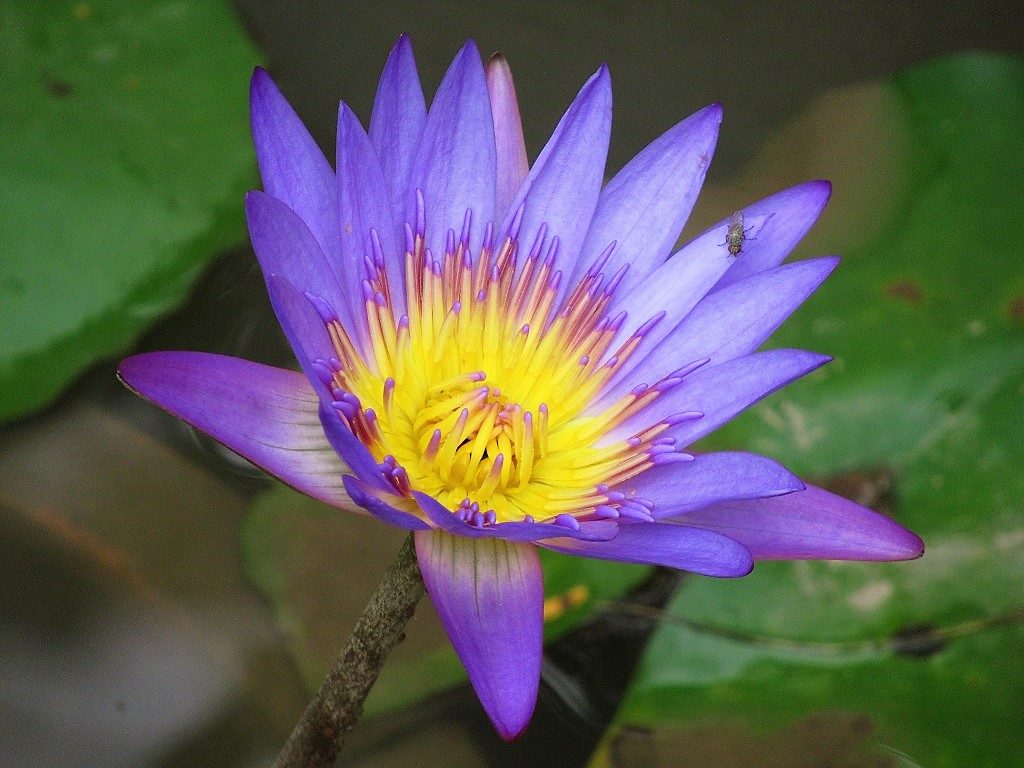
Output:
(411, 375), (543, 499)
(313, 200), (691, 526)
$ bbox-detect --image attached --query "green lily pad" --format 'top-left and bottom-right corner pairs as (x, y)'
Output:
(242, 483), (650, 716)
(601, 54), (1024, 768)
(0, 0), (259, 423)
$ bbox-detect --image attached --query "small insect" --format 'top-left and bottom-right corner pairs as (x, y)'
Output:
(723, 209), (750, 256)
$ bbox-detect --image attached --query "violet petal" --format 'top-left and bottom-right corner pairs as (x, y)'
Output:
(415, 529), (543, 740)
(603, 256), (838, 402)
(118, 353), (351, 508)
(622, 452), (805, 519)
(343, 474), (431, 530)
(713, 179), (833, 290)
(602, 349), (830, 447)
(247, 191), (363, 341)
(250, 68), (341, 277)
(604, 202), (742, 368)
(674, 483), (924, 561)
(338, 102), (405, 313)
(263, 275), (336, 404)
(369, 34), (427, 231)
(540, 522), (753, 577)
(413, 492), (618, 542)
(317, 404), (394, 493)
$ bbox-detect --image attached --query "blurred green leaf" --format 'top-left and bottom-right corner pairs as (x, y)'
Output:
(0, 0), (259, 422)
(603, 54), (1024, 768)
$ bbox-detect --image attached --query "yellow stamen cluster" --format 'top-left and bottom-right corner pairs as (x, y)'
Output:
(320, 213), (675, 524)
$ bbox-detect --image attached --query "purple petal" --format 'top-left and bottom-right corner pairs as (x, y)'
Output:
(486, 53), (530, 222)
(408, 40), (495, 257)
(250, 68), (340, 270)
(369, 34), (427, 230)
(247, 191), (363, 341)
(500, 65), (612, 291)
(675, 483), (924, 561)
(263, 275), (336, 404)
(571, 103), (722, 294)
(539, 522), (753, 577)
(622, 452), (805, 519)
(338, 102), (405, 313)
(343, 475), (431, 530)
(712, 180), (833, 290)
(602, 349), (830, 447)
(415, 529), (543, 739)
(118, 353), (351, 508)
(413, 492), (617, 542)
(604, 256), (838, 401)
(317, 404), (392, 493)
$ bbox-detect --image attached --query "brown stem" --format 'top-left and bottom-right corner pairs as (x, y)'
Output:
(272, 533), (425, 768)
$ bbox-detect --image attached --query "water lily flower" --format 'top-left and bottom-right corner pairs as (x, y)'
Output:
(118, 37), (923, 740)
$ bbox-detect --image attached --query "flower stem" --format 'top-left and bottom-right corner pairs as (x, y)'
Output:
(272, 532), (425, 768)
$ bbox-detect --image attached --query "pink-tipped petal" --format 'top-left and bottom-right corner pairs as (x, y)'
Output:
(486, 53), (530, 221)
(415, 529), (543, 739)
(118, 353), (351, 508)
(675, 483), (924, 561)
